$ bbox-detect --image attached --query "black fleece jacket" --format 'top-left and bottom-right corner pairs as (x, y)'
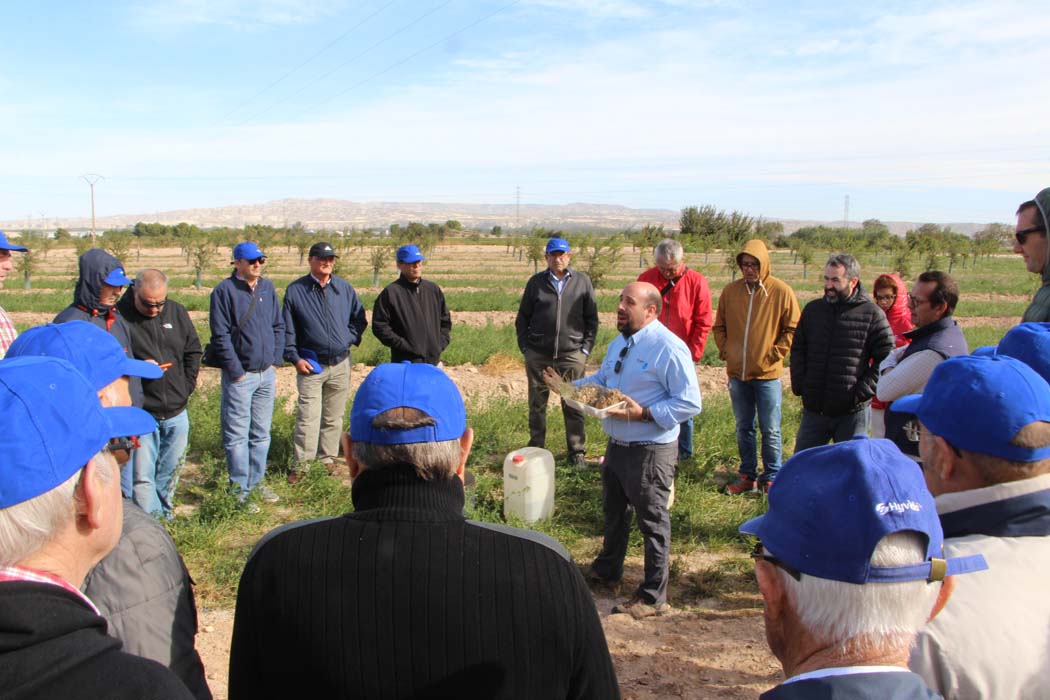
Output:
(0, 582), (194, 700)
(371, 275), (451, 364)
(515, 269), (599, 359)
(790, 284), (895, 416)
(117, 289), (202, 420)
(229, 466), (620, 700)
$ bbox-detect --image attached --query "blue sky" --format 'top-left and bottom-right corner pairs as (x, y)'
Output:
(1, 0), (1047, 224)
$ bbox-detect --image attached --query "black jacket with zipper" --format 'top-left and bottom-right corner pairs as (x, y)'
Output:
(117, 289), (202, 420)
(371, 276), (451, 364)
(515, 269), (599, 358)
(790, 283), (894, 416)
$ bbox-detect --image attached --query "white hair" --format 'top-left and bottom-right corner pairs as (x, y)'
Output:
(777, 532), (941, 657)
(654, 238), (684, 263)
(0, 451), (115, 567)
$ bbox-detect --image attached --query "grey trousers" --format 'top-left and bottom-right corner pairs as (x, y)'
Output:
(293, 355), (352, 465)
(523, 348), (587, 458)
(591, 439), (677, 605)
(793, 405), (870, 453)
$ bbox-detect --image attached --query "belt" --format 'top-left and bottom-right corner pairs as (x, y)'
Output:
(607, 438), (664, 448)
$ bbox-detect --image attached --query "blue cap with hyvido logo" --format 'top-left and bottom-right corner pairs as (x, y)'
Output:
(891, 354), (1050, 463)
(350, 362), (466, 445)
(232, 241), (266, 262)
(739, 437), (988, 584)
(8, 321), (163, 389)
(545, 237), (571, 254)
(396, 244), (425, 264)
(0, 356), (156, 508)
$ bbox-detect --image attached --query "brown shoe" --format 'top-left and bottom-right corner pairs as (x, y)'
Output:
(287, 471), (302, 485)
(611, 596), (670, 619)
(582, 566), (622, 592)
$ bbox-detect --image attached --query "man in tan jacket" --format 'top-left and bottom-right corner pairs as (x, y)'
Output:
(713, 239), (800, 494)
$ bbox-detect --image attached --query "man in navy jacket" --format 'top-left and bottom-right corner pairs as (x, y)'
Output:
(209, 242), (284, 506)
(282, 242), (367, 481)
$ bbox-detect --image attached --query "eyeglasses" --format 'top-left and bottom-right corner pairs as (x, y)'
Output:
(106, 437), (136, 466)
(1016, 225), (1047, 245)
(139, 298), (167, 309)
(874, 293), (896, 303)
(613, 344), (630, 374)
(750, 540), (801, 581)
(907, 294), (929, 308)
(739, 261), (760, 270)
(247, 257), (267, 266)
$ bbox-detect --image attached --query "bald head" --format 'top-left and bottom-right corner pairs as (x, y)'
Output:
(617, 281), (661, 335)
(133, 269), (168, 318)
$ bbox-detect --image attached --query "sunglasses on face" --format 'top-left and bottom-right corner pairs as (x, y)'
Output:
(139, 298), (167, 309)
(106, 437), (136, 465)
(750, 540), (801, 581)
(1016, 225), (1047, 246)
(247, 258), (266, 266)
(739, 261), (760, 269)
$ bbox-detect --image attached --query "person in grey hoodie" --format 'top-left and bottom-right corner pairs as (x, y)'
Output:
(1015, 187), (1050, 322)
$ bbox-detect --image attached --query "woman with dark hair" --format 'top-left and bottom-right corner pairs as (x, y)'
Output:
(871, 273), (912, 437)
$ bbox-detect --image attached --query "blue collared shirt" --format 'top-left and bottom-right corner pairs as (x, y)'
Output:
(549, 268), (572, 296)
(576, 320), (702, 443)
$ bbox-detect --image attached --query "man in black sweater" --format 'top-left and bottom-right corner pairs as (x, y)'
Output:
(0, 356), (192, 700)
(229, 362), (620, 699)
(372, 244), (451, 364)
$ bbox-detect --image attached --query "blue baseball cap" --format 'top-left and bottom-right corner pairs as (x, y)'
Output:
(103, 266), (133, 286)
(0, 356), (156, 508)
(0, 231), (27, 252)
(992, 322), (1050, 384)
(740, 438), (988, 584)
(8, 321), (163, 389)
(546, 237), (571, 254)
(232, 241), (266, 261)
(396, 244), (425, 264)
(350, 362), (466, 445)
(891, 355), (1050, 462)
(971, 345), (997, 357)
(298, 348), (323, 375)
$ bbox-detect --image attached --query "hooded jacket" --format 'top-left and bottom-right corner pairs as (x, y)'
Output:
(1022, 187), (1050, 322)
(637, 265), (712, 362)
(712, 240), (801, 381)
(54, 248), (142, 407)
(871, 272), (912, 411)
(790, 281), (895, 416)
(116, 289), (202, 420)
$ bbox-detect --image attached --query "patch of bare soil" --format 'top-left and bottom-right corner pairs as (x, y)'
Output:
(955, 316), (1018, 330)
(193, 554), (780, 700)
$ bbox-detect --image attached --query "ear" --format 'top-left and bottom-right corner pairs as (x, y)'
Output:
(342, 433), (361, 480)
(755, 560), (785, 619)
(456, 428), (474, 484)
(930, 435), (959, 482)
(928, 575), (956, 621)
(76, 457), (108, 531)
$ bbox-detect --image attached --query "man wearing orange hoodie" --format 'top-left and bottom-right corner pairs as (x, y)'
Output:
(712, 240), (800, 494)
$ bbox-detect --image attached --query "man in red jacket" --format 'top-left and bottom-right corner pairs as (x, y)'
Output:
(638, 238), (711, 460)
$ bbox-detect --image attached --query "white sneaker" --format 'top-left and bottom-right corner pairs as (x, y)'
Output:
(257, 486), (280, 503)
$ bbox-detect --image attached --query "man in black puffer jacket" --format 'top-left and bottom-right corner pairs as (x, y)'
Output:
(790, 253), (894, 452)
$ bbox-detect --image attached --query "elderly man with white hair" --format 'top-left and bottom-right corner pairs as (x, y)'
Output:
(740, 438), (987, 699)
(0, 356), (193, 699)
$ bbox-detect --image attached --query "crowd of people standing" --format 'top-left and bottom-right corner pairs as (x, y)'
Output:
(0, 186), (1048, 698)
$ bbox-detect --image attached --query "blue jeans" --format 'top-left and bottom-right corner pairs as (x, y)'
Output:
(132, 409), (190, 519)
(221, 367), (276, 497)
(729, 378), (783, 482)
(678, 417), (694, 459)
(121, 461), (133, 498)
(794, 406), (870, 454)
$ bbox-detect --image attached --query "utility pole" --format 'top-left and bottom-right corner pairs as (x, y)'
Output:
(843, 194), (850, 230)
(515, 185), (520, 227)
(81, 174), (104, 244)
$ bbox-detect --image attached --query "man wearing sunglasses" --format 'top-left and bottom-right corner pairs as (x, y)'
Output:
(740, 438), (986, 699)
(209, 242), (284, 509)
(117, 269), (202, 520)
(1015, 188), (1050, 322)
(556, 281), (701, 619)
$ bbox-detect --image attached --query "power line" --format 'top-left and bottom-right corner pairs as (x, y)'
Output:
(221, 0), (399, 122)
(235, 0), (455, 127)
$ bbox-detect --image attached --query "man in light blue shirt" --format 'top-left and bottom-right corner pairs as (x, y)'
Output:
(551, 281), (701, 618)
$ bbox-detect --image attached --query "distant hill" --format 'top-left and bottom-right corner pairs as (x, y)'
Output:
(0, 198), (1000, 237)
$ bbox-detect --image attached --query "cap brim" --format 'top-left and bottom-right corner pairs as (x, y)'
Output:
(400, 256), (424, 263)
(738, 514), (765, 537)
(307, 359), (323, 374)
(971, 346), (997, 357)
(124, 358), (164, 379)
(104, 271), (133, 286)
(889, 394), (923, 413)
(0, 243), (28, 252)
(104, 405), (157, 438)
